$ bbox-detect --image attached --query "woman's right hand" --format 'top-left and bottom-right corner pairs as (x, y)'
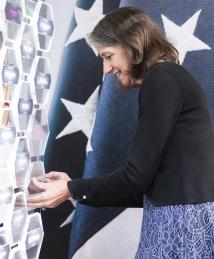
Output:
(27, 171), (72, 208)
(45, 171), (71, 181)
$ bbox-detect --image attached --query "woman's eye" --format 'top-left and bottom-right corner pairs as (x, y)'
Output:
(105, 55), (112, 60)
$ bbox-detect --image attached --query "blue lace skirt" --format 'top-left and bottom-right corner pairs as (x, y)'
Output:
(135, 197), (214, 259)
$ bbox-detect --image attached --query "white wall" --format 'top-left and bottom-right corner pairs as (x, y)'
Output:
(45, 0), (76, 112)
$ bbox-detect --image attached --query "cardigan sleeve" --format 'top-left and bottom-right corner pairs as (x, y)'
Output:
(67, 68), (185, 207)
(67, 188), (144, 207)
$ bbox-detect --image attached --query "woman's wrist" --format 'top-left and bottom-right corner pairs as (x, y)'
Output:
(67, 180), (75, 200)
(66, 180), (87, 201)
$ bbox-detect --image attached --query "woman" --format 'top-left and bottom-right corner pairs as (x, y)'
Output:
(27, 7), (214, 258)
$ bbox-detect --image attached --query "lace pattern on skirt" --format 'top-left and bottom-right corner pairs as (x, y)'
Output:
(135, 197), (214, 259)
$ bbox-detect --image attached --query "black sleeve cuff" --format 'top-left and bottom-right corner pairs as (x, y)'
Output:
(67, 179), (87, 201)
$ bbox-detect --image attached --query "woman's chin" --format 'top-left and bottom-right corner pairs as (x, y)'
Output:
(118, 80), (132, 90)
(118, 77), (141, 90)
(117, 75), (130, 87)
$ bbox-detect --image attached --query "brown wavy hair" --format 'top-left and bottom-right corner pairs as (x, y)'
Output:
(89, 7), (179, 85)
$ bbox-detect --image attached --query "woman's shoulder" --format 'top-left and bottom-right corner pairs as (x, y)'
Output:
(148, 61), (185, 76)
(143, 62), (184, 85)
(145, 61), (195, 85)
(144, 61), (203, 97)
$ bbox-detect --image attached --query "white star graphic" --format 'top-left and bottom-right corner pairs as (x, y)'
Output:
(162, 10), (211, 64)
(60, 201), (77, 228)
(64, 0), (104, 54)
(56, 86), (100, 150)
(86, 113), (96, 153)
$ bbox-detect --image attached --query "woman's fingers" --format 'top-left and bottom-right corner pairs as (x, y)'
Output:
(46, 171), (70, 181)
(28, 178), (47, 193)
(46, 171), (60, 177)
(27, 179), (71, 208)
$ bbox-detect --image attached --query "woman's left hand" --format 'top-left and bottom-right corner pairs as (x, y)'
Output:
(27, 172), (72, 208)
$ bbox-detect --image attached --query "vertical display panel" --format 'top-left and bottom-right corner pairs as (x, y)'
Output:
(0, 0), (53, 257)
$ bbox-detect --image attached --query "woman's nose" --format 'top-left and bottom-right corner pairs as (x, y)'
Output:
(103, 60), (112, 74)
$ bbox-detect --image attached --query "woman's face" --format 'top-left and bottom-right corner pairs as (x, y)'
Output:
(96, 44), (133, 87)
